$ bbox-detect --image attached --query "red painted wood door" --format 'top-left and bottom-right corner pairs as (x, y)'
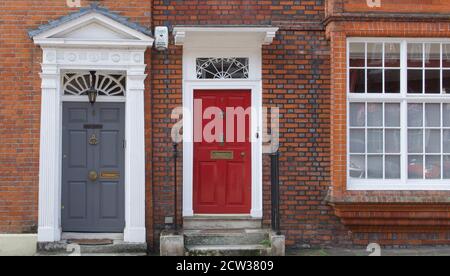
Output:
(193, 90), (252, 214)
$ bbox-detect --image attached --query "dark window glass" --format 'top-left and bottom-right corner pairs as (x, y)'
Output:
(444, 44), (450, 68)
(443, 70), (450, 94)
(350, 69), (365, 93)
(350, 43), (365, 67)
(408, 69), (423, 94)
(425, 44), (441, 68)
(385, 69), (400, 93)
(367, 69), (382, 93)
(385, 43), (401, 67)
(408, 43), (423, 67)
(425, 70), (441, 94)
(367, 43), (383, 67)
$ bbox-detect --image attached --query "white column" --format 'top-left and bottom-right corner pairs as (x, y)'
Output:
(38, 61), (62, 242)
(124, 68), (147, 243)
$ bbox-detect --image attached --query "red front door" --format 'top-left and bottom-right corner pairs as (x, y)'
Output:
(193, 90), (252, 214)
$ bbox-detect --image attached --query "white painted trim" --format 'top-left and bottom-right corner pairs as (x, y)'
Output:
(183, 81), (263, 218)
(34, 14), (152, 243)
(33, 13), (154, 48)
(346, 38), (450, 191)
(173, 26), (278, 47)
(178, 27), (278, 219)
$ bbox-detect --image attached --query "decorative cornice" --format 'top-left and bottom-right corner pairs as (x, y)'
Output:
(324, 12), (450, 26)
(173, 26), (279, 46)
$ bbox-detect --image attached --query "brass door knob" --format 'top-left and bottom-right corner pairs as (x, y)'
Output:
(241, 152), (246, 158)
(88, 170), (98, 182)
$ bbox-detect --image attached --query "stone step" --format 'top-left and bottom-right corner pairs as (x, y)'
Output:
(37, 241), (147, 255)
(183, 216), (262, 230)
(184, 229), (270, 246)
(185, 244), (271, 256)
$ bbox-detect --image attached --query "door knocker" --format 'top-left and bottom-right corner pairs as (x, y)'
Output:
(89, 134), (99, 145)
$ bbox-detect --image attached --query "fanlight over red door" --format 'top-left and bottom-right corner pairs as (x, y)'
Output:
(193, 90), (252, 214)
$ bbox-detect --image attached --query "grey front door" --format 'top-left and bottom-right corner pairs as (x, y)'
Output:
(62, 102), (125, 233)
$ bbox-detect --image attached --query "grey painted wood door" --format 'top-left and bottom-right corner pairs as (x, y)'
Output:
(62, 102), (125, 233)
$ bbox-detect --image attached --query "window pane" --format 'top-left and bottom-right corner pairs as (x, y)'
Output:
(443, 70), (450, 94)
(444, 156), (450, 179)
(368, 156), (383, 179)
(408, 129), (423, 153)
(350, 43), (365, 67)
(408, 69), (423, 94)
(408, 43), (423, 67)
(350, 103), (365, 127)
(350, 155), (365, 179)
(386, 130), (401, 153)
(444, 104), (450, 127)
(385, 155), (401, 179)
(425, 43), (441, 68)
(408, 104), (423, 127)
(367, 129), (383, 153)
(367, 103), (383, 127)
(350, 129), (365, 153)
(408, 155), (424, 179)
(443, 130), (450, 153)
(367, 43), (383, 67)
(350, 69), (365, 93)
(367, 69), (382, 93)
(385, 103), (400, 127)
(385, 43), (400, 67)
(425, 70), (441, 94)
(425, 129), (441, 153)
(425, 103), (441, 127)
(385, 69), (400, 94)
(444, 44), (450, 68)
(425, 156), (441, 179)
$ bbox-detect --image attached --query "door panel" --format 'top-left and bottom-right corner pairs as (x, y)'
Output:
(193, 90), (252, 214)
(62, 102), (125, 233)
(68, 181), (88, 219)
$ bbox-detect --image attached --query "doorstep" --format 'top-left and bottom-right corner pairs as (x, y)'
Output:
(37, 233), (147, 256)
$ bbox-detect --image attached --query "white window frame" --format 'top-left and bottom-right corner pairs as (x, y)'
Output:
(347, 38), (450, 191)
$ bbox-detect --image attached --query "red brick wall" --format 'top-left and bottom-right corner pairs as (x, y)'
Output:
(327, 0), (450, 15)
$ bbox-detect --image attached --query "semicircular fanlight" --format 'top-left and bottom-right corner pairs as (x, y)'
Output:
(196, 58), (249, 79)
(63, 72), (126, 96)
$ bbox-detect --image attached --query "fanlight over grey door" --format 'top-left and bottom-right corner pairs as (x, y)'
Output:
(62, 102), (125, 233)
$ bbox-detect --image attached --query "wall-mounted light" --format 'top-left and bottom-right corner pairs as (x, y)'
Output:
(87, 71), (98, 105)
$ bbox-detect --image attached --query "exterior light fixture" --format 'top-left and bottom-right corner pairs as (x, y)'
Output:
(87, 71), (98, 105)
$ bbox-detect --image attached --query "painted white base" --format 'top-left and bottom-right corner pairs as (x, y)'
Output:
(0, 234), (37, 256)
(38, 227), (61, 242)
(124, 227), (146, 243)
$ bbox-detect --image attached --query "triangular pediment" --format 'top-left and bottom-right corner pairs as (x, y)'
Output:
(29, 4), (153, 48)
(51, 21), (136, 40)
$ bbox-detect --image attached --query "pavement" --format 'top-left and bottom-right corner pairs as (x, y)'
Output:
(288, 246), (450, 256)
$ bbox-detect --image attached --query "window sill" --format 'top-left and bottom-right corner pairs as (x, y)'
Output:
(328, 192), (450, 232)
(348, 179), (450, 191)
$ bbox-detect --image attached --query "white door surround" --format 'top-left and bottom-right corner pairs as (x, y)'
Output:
(173, 27), (278, 218)
(30, 10), (154, 243)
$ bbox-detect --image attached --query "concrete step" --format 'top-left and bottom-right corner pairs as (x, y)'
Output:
(184, 229), (270, 246)
(185, 244), (271, 256)
(183, 216), (262, 230)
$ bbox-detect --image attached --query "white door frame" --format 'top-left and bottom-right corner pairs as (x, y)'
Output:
(36, 53), (148, 243)
(174, 27), (279, 219)
(183, 80), (263, 218)
(31, 11), (153, 243)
